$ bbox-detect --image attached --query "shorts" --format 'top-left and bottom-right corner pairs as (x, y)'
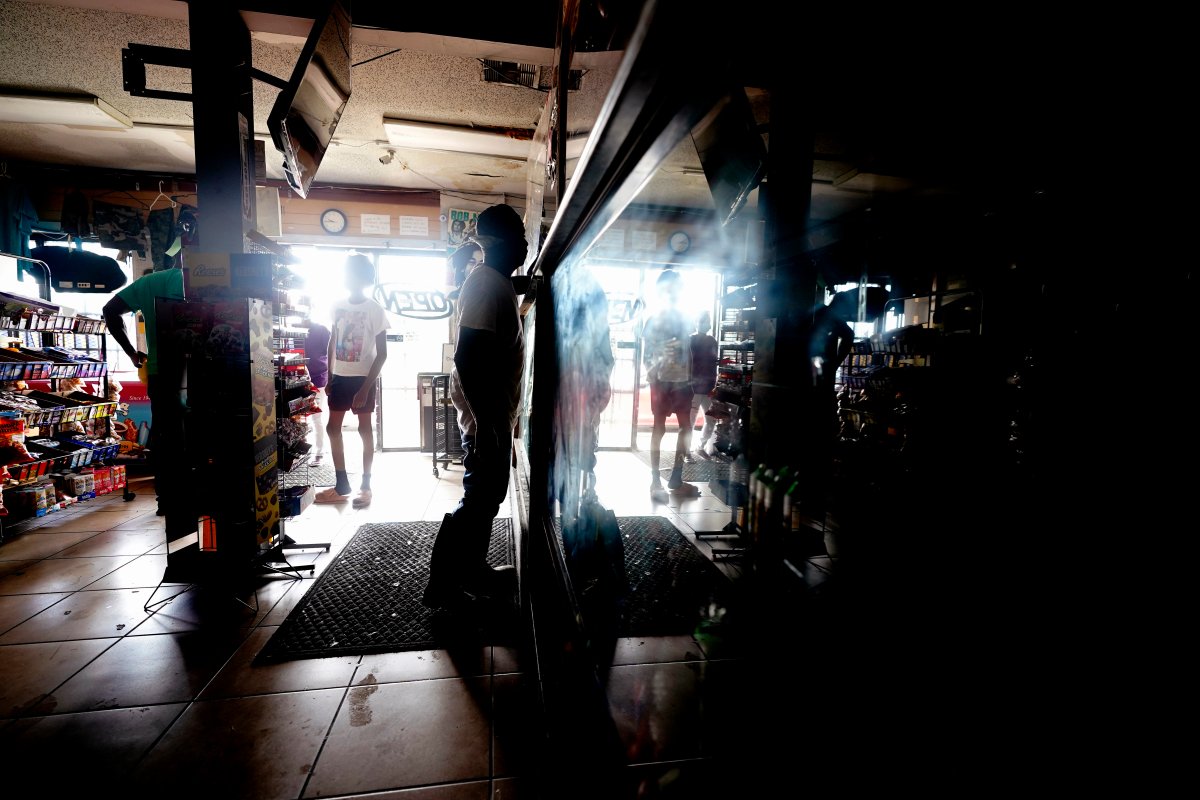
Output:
(650, 380), (692, 418)
(327, 375), (376, 413)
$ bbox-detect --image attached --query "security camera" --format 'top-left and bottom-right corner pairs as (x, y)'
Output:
(379, 149), (395, 165)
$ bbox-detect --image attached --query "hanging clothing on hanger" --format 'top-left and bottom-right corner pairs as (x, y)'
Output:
(92, 199), (146, 255)
(147, 205), (176, 270)
(60, 189), (91, 237)
(0, 178), (39, 258)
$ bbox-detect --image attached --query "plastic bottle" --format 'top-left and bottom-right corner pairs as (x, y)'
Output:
(746, 462), (764, 534)
(754, 467), (773, 542)
(783, 478), (802, 533)
(731, 454), (749, 530)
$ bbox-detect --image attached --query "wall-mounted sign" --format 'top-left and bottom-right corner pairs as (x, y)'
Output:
(361, 213), (391, 234)
(447, 208), (479, 247)
(398, 215), (429, 236)
(374, 284), (454, 320)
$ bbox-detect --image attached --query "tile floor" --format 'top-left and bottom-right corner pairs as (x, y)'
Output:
(0, 427), (822, 798)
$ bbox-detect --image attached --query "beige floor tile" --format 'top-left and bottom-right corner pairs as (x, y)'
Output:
(0, 638), (115, 718)
(200, 626), (360, 699)
(0, 555), (135, 595)
(0, 588), (152, 645)
(302, 677), (492, 796)
(131, 689), (346, 798)
(0, 703), (186, 793)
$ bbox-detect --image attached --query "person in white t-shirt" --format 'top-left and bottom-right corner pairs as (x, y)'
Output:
(424, 204), (526, 610)
(314, 253), (389, 509)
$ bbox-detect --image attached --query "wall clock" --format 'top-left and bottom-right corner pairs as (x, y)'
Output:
(321, 208), (348, 234)
(669, 230), (690, 253)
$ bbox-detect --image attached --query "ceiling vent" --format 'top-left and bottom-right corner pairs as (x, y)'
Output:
(482, 60), (582, 91)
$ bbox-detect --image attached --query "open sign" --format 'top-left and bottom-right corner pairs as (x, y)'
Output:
(374, 285), (454, 320)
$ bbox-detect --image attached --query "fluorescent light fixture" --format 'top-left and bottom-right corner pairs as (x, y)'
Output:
(383, 118), (531, 160)
(0, 93), (132, 128)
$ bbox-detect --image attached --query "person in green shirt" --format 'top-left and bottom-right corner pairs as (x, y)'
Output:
(103, 266), (186, 520)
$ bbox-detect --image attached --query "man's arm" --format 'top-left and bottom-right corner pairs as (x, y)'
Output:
(351, 331), (388, 412)
(454, 326), (504, 447)
(101, 295), (146, 368)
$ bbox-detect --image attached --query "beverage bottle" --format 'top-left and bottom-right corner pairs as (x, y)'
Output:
(754, 468), (773, 542)
(746, 462), (764, 535)
(731, 454), (749, 530)
(783, 478), (802, 533)
(767, 466), (792, 540)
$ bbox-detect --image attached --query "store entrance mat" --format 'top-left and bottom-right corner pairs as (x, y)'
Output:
(611, 516), (737, 637)
(632, 449), (731, 484)
(281, 463), (337, 488)
(558, 515), (739, 639)
(256, 518), (515, 663)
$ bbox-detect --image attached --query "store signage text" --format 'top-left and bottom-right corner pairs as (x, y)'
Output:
(374, 285), (454, 320)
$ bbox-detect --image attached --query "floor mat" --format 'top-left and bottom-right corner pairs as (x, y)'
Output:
(280, 463), (337, 488)
(256, 518), (515, 663)
(558, 515), (737, 638)
(632, 449), (731, 484)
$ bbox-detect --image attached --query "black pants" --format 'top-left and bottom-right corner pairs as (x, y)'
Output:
(428, 430), (511, 589)
(147, 371), (192, 531)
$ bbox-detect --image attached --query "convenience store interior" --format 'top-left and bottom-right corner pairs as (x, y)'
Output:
(0, 1), (1171, 798)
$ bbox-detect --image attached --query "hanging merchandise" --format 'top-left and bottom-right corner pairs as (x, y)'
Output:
(147, 206), (177, 270)
(60, 189), (91, 237)
(92, 200), (146, 255)
(29, 245), (128, 294)
(0, 173), (39, 258)
(172, 203), (199, 253)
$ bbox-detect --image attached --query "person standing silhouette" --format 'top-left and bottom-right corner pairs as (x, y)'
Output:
(642, 269), (697, 501)
(688, 309), (720, 460)
(424, 203), (527, 609)
(313, 254), (389, 509)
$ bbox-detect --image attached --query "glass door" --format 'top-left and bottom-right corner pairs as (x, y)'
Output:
(588, 264), (645, 449)
(373, 252), (453, 450)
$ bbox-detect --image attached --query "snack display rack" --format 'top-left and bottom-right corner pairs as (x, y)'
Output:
(0, 289), (126, 539)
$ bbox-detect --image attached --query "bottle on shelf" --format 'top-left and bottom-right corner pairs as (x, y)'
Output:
(747, 462), (764, 536)
(731, 453), (749, 530)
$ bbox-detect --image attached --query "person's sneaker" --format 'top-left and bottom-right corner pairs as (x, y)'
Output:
(670, 482), (701, 497)
(352, 489), (372, 509)
(650, 485), (669, 503)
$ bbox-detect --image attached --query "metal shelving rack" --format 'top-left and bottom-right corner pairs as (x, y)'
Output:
(431, 373), (464, 477)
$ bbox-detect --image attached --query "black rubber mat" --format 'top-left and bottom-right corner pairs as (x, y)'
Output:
(280, 463), (337, 488)
(632, 449), (731, 484)
(256, 518), (514, 662)
(558, 514), (737, 638)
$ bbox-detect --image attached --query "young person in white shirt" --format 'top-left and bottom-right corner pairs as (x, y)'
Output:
(314, 253), (389, 509)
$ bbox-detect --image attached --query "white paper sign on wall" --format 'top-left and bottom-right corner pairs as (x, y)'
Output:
(361, 213), (391, 235)
(399, 215), (430, 236)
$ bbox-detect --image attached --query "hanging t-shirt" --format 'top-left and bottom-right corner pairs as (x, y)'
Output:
(0, 181), (38, 258)
(330, 296), (389, 377)
(449, 265), (524, 436)
(113, 268), (185, 376)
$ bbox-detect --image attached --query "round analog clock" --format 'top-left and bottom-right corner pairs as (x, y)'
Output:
(321, 208), (348, 234)
(669, 230), (690, 253)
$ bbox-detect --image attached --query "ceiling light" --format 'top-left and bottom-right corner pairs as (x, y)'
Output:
(383, 119), (531, 160)
(0, 93), (132, 128)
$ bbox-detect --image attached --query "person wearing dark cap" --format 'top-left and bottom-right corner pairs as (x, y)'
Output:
(424, 203), (526, 609)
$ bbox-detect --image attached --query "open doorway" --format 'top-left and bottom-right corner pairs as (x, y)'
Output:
(287, 246), (450, 452)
